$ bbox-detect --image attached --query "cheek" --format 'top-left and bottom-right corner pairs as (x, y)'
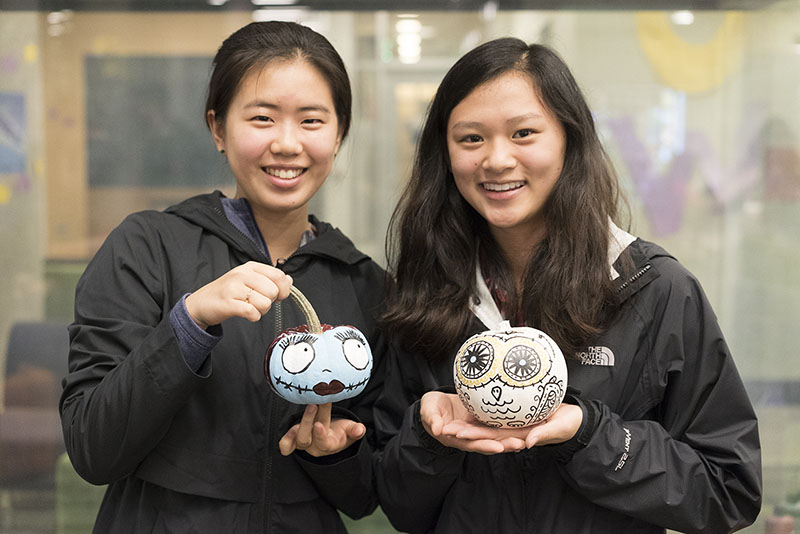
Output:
(449, 155), (482, 193)
(229, 129), (270, 161)
(305, 131), (339, 164)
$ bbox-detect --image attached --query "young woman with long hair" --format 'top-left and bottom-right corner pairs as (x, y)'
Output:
(374, 38), (761, 534)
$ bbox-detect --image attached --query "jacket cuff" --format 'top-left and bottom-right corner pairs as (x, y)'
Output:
(550, 392), (600, 463)
(295, 436), (362, 465)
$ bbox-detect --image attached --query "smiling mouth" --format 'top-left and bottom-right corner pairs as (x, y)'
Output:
(482, 181), (525, 192)
(264, 167), (305, 179)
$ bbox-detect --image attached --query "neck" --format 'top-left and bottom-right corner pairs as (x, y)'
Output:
(489, 224), (546, 288)
(251, 204), (310, 264)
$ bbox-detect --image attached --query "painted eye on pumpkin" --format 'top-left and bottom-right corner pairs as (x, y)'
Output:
(460, 340), (494, 379)
(281, 334), (316, 374)
(503, 345), (541, 382)
(336, 329), (370, 370)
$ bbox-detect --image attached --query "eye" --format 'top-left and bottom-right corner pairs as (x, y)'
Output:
(459, 134), (483, 143)
(336, 330), (370, 370)
(503, 345), (541, 382)
(460, 340), (494, 379)
(281, 339), (315, 374)
(513, 128), (535, 139)
(343, 338), (369, 370)
(252, 115), (273, 123)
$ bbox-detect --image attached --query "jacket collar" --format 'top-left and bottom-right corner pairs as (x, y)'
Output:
(165, 190), (368, 266)
(469, 220), (646, 329)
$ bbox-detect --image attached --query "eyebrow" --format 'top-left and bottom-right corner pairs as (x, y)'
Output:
(450, 112), (546, 131)
(243, 100), (332, 114)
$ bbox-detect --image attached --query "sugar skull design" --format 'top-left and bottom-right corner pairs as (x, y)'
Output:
(453, 321), (567, 428)
(265, 286), (373, 404)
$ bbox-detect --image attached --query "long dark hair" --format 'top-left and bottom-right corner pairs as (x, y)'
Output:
(382, 38), (627, 360)
(205, 21), (352, 141)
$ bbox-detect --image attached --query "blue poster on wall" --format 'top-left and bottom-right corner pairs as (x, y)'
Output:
(0, 92), (25, 174)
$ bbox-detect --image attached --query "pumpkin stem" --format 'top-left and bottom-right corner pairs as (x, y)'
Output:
(289, 285), (322, 334)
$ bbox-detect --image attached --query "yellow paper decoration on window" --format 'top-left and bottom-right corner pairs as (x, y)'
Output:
(635, 12), (744, 93)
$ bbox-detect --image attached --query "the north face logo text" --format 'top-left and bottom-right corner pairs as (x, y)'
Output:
(577, 346), (615, 366)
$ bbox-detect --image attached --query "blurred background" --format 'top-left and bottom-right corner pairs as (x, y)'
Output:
(0, 0), (798, 532)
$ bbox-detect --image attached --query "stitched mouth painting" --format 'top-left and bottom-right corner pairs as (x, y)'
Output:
(454, 321), (567, 428)
(265, 286), (373, 404)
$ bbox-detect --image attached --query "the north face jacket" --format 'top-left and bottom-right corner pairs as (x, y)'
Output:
(374, 230), (761, 534)
(60, 191), (384, 533)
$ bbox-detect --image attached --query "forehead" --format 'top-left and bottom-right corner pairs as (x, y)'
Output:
(448, 71), (550, 125)
(233, 58), (335, 107)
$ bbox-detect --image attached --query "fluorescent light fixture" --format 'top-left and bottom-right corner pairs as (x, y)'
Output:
(251, 0), (297, 5)
(396, 19), (422, 34)
(482, 1), (498, 21)
(207, 0), (228, 5)
(252, 8), (308, 21)
(670, 10), (694, 25)
(47, 10), (72, 24)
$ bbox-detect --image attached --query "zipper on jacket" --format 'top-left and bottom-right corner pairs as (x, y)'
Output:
(263, 404), (277, 533)
(212, 205), (272, 263)
(262, 303), (283, 534)
(617, 263), (652, 293)
(211, 205), (279, 533)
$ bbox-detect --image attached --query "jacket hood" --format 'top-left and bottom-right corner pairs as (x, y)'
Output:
(164, 190), (369, 266)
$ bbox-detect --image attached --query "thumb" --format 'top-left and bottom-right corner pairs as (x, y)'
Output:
(345, 422), (366, 440)
(279, 427), (298, 456)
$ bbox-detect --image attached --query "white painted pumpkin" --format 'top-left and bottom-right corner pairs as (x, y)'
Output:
(453, 321), (568, 428)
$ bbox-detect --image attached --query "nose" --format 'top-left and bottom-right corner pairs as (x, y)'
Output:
(482, 139), (516, 173)
(270, 125), (302, 156)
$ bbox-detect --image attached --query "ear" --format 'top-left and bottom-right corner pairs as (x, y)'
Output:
(207, 109), (225, 153)
(333, 129), (343, 157)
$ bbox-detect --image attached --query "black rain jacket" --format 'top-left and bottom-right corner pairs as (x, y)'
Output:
(60, 191), (384, 534)
(374, 238), (761, 534)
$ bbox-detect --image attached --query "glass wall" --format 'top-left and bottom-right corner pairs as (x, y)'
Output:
(1, 2), (798, 532)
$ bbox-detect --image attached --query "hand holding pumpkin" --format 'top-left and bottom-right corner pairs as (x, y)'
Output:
(186, 261), (292, 330)
(419, 391), (526, 455)
(278, 403), (367, 457)
(443, 401), (583, 448)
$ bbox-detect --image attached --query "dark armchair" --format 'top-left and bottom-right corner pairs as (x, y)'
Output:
(0, 321), (69, 481)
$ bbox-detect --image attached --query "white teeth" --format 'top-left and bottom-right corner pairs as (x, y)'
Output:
(266, 168), (303, 179)
(482, 181), (524, 192)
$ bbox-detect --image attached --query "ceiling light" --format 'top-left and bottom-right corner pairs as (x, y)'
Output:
(252, 8), (308, 21)
(251, 0), (297, 5)
(670, 10), (694, 25)
(395, 19), (422, 34)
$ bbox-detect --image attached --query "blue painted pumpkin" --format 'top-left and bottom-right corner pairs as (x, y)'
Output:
(265, 286), (373, 404)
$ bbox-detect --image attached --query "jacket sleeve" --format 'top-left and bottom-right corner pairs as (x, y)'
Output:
(292, 407), (377, 520)
(558, 265), (762, 534)
(373, 343), (466, 534)
(59, 214), (209, 485)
